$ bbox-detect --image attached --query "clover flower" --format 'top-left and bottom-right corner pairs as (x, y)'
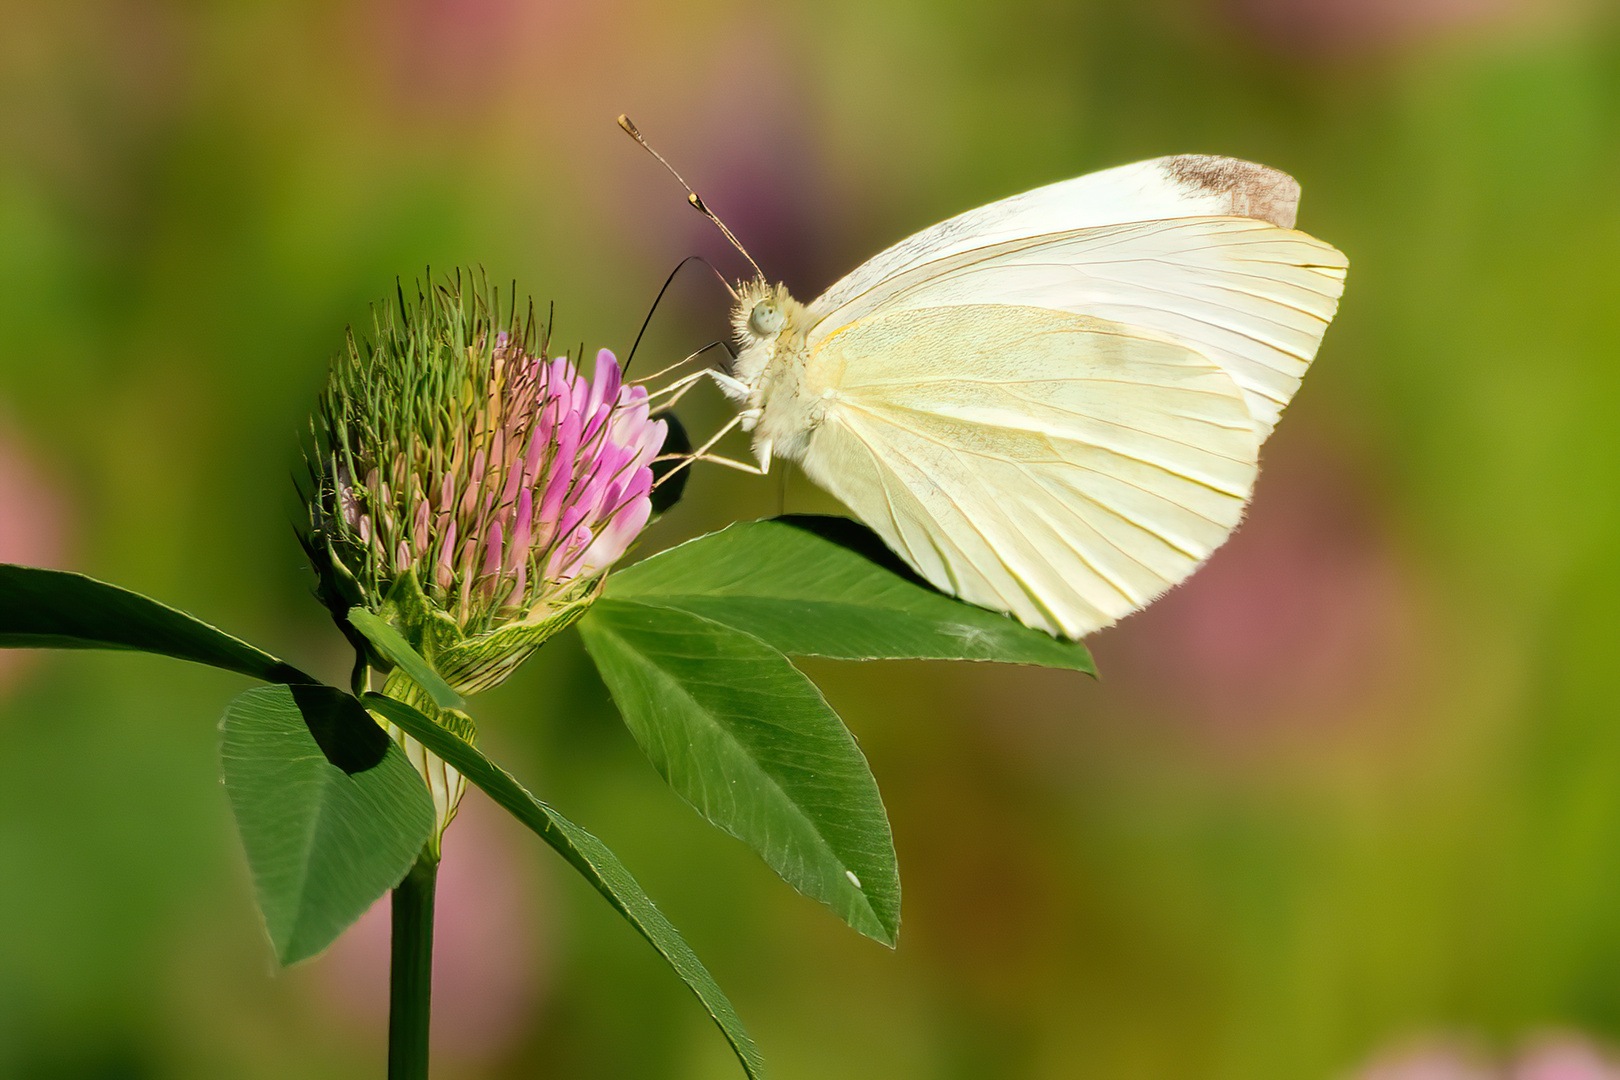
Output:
(300, 275), (667, 841)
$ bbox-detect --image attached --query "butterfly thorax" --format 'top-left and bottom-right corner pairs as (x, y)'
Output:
(730, 280), (825, 466)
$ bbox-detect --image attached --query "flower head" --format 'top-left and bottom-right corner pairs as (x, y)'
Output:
(300, 274), (668, 847)
(301, 274), (666, 694)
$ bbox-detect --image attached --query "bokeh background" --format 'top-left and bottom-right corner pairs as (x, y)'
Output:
(2, 0), (1619, 1077)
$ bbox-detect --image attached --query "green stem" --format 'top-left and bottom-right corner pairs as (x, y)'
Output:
(388, 853), (438, 1080)
(351, 650), (370, 697)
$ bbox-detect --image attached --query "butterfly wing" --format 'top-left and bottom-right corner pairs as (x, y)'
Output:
(808, 216), (1346, 439)
(809, 154), (1306, 323)
(790, 304), (1260, 638)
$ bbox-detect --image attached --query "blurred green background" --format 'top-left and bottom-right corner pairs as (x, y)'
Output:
(2, 0), (1618, 1077)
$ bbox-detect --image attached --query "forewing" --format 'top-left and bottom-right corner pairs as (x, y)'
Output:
(809, 217), (1346, 439)
(790, 305), (1261, 639)
(809, 155), (1303, 322)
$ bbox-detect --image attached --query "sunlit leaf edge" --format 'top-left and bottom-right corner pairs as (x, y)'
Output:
(0, 563), (313, 683)
(608, 517), (1095, 674)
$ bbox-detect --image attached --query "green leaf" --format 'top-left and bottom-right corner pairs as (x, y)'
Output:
(607, 516), (1094, 672)
(221, 684), (435, 965)
(578, 598), (900, 946)
(0, 564), (312, 683)
(347, 606), (465, 710)
(362, 692), (766, 1080)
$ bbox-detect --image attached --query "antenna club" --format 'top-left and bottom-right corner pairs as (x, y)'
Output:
(619, 115), (767, 283)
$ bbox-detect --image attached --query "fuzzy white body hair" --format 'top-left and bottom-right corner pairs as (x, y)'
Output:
(728, 279), (823, 468)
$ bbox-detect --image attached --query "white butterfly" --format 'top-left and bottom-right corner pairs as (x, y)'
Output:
(635, 133), (1347, 640)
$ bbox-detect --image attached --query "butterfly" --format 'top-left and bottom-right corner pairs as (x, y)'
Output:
(624, 121), (1347, 640)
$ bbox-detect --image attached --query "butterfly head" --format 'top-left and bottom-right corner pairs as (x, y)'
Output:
(731, 280), (802, 345)
(728, 279), (809, 402)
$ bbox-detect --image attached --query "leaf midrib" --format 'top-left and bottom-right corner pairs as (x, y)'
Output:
(587, 600), (886, 936)
(613, 591), (1088, 667)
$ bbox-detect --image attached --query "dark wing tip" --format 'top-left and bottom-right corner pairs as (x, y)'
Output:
(1160, 155), (1301, 229)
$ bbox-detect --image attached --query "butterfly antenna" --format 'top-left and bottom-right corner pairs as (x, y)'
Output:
(618, 114), (766, 284)
(625, 254), (739, 374)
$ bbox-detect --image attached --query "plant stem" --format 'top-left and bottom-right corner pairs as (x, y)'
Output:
(388, 852), (438, 1080)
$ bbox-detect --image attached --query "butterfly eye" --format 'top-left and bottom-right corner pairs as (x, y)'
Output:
(748, 301), (785, 336)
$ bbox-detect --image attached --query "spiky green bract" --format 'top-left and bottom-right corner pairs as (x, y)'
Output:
(300, 271), (664, 841)
(302, 271), (542, 639)
(298, 271), (663, 691)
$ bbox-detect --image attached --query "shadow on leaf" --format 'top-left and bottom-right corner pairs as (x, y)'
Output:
(770, 514), (933, 590)
(289, 683), (391, 775)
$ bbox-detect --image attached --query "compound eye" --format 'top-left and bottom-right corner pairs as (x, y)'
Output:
(748, 301), (785, 336)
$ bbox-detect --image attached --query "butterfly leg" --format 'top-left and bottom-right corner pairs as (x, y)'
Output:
(647, 367), (750, 410)
(652, 409), (768, 487)
(681, 453), (768, 476)
(644, 368), (708, 405)
(631, 341), (730, 387)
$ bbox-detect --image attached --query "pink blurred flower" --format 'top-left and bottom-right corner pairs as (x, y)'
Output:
(0, 425), (72, 694)
(1515, 1034), (1620, 1080)
(1354, 1039), (1496, 1080)
(318, 793), (550, 1064)
(380, 0), (520, 109)
(1220, 0), (1550, 58)
(1350, 1032), (1620, 1080)
(1094, 439), (1421, 752)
